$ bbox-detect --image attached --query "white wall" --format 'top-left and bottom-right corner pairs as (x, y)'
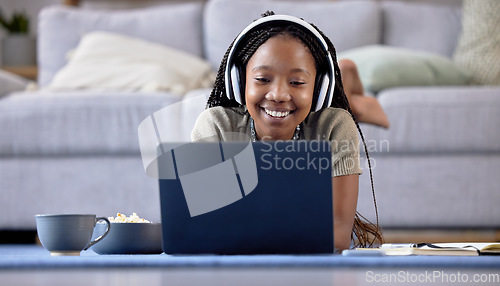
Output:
(0, 0), (59, 37)
(0, 0), (59, 64)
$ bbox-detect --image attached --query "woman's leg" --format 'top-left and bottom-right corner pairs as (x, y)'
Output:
(339, 59), (390, 128)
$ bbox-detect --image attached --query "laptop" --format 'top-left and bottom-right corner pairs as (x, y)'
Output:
(157, 140), (333, 254)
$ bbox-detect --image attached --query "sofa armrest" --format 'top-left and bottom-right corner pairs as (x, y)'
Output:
(0, 70), (29, 98)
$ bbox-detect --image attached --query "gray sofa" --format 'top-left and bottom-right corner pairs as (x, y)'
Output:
(0, 0), (499, 234)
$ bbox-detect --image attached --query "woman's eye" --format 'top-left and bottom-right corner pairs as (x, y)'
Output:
(291, 81), (305, 86)
(255, 78), (270, 83)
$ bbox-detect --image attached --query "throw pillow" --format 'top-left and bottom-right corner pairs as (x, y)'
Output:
(453, 0), (500, 85)
(47, 31), (215, 94)
(338, 45), (471, 93)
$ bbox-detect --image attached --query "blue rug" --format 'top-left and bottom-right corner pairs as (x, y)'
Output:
(1, 245), (500, 269)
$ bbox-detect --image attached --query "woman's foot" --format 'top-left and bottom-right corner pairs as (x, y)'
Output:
(339, 59), (390, 128)
(349, 95), (390, 129)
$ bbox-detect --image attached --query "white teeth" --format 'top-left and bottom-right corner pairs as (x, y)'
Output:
(264, 109), (290, 118)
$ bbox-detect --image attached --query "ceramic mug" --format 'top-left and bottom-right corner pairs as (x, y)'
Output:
(35, 214), (111, 256)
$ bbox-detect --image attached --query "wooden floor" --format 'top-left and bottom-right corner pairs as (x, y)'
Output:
(382, 228), (500, 244)
(1, 229), (499, 246)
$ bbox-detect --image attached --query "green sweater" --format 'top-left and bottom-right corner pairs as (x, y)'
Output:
(191, 106), (362, 177)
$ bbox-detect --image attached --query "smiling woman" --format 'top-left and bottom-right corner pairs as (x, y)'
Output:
(191, 12), (383, 251)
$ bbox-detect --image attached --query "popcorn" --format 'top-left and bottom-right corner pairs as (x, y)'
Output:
(108, 212), (151, 223)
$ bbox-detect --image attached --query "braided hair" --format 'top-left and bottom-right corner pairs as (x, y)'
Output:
(207, 11), (383, 248)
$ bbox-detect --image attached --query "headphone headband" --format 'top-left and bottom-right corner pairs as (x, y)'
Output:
(225, 14), (335, 112)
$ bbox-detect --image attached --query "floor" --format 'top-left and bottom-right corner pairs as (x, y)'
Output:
(382, 228), (500, 244)
(1, 245), (500, 286)
(1, 229), (499, 286)
(2, 268), (500, 286)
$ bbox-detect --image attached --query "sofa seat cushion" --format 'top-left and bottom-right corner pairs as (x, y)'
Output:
(0, 91), (183, 156)
(360, 87), (500, 154)
(357, 154), (500, 228)
(204, 0), (381, 70)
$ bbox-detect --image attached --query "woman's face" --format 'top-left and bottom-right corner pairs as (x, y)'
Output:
(245, 34), (316, 141)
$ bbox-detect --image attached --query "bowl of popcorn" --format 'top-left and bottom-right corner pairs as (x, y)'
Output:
(90, 213), (162, 255)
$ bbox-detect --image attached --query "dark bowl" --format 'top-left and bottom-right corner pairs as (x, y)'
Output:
(91, 222), (162, 254)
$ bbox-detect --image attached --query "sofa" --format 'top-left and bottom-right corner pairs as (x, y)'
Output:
(0, 0), (499, 237)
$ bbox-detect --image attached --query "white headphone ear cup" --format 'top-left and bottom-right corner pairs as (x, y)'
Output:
(230, 65), (243, 104)
(314, 75), (330, 112)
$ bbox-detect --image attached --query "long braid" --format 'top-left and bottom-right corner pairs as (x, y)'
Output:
(207, 11), (383, 247)
(316, 25), (383, 247)
(207, 39), (240, 108)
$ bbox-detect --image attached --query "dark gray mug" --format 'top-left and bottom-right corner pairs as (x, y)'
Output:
(35, 214), (111, 256)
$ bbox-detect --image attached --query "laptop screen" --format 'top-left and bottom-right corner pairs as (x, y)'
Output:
(158, 141), (333, 254)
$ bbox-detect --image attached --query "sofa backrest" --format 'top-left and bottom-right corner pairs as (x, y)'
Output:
(37, 2), (204, 87)
(37, 0), (463, 88)
(381, 1), (462, 58)
(204, 0), (464, 70)
(203, 0), (381, 70)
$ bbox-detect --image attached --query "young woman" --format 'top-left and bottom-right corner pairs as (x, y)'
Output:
(192, 12), (383, 250)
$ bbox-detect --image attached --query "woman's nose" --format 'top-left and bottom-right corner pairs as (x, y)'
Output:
(265, 81), (291, 102)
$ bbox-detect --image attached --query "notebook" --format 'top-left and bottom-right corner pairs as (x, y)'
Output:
(345, 242), (500, 256)
(381, 242), (500, 256)
(157, 141), (333, 254)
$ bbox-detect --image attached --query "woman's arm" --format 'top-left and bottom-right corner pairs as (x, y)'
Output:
(332, 174), (359, 251)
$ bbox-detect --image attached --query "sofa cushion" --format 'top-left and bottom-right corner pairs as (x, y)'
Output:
(453, 0), (500, 85)
(0, 91), (183, 156)
(338, 45), (471, 93)
(0, 156), (161, 229)
(38, 3), (204, 88)
(381, 1), (462, 57)
(47, 32), (214, 94)
(357, 154), (500, 228)
(204, 0), (381, 70)
(360, 87), (500, 153)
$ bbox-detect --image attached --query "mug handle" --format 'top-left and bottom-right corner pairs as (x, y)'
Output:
(84, 217), (111, 250)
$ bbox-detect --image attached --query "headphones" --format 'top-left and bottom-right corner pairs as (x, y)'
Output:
(224, 15), (335, 112)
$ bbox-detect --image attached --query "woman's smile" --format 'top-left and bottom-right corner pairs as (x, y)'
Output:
(263, 108), (292, 118)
